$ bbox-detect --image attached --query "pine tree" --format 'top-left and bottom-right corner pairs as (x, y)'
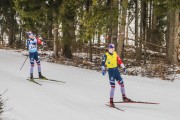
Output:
(166, 0), (180, 64)
(0, 0), (18, 48)
(60, 0), (77, 59)
(117, 0), (128, 58)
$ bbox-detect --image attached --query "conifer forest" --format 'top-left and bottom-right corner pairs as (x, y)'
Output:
(0, 0), (180, 80)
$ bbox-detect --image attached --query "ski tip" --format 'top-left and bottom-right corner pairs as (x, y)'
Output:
(26, 79), (42, 86)
(105, 104), (125, 111)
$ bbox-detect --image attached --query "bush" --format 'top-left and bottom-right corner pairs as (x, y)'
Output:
(127, 63), (178, 81)
(0, 93), (4, 119)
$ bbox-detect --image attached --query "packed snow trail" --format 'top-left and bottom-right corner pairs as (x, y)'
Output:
(0, 49), (180, 120)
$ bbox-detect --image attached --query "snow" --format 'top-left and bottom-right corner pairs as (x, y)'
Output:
(0, 49), (180, 120)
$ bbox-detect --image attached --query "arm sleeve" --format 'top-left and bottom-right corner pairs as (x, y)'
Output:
(37, 37), (43, 45)
(101, 54), (107, 66)
(117, 55), (125, 68)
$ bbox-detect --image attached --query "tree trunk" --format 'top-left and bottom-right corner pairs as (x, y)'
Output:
(136, 0), (146, 63)
(106, 0), (112, 44)
(125, 11), (129, 46)
(53, 12), (59, 59)
(117, 0), (128, 58)
(166, 9), (179, 64)
(88, 35), (92, 62)
(8, 7), (16, 48)
(62, 3), (75, 59)
(0, 17), (4, 45)
(17, 26), (22, 49)
(134, 0), (139, 47)
(98, 32), (100, 47)
(149, 2), (160, 51)
(144, 1), (148, 64)
(112, 0), (118, 48)
(146, 0), (152, 44)
(47, 24), (53, 49)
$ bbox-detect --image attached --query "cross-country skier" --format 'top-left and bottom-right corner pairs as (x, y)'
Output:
(101, 44), (132, 107)
(26, 31), (46, 80)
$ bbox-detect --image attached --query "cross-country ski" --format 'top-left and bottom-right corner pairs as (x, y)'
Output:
(113, 101), (160, 104)
(31, 77), (66, 83)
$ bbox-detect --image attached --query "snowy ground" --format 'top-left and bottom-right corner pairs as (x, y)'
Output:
(0, 49), (180, 120)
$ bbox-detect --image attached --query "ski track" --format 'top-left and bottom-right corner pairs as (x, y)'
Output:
(0, 49), (180, 120)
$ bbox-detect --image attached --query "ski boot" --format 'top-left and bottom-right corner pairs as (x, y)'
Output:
(110, 98), (115, 107)
(39, 72), (46, 79)
(30, 73), (33, 80)
(123, 96), (132, 102)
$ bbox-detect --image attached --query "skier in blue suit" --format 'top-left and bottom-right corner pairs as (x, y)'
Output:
(26, 31), (45, 80)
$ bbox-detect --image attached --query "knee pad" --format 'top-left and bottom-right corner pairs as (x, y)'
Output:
(30, 58), (34, 65)
(36, 58), (40, 64)
(30, 61), (34, 65)
(109, 77), (115, 86)
(31, 64), (34, 67)
(118, 80), (124, 86)
(111, 86), (115, 88)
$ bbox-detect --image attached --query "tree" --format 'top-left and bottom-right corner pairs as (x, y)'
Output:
(49, 0), (62, 58)
(166, 0), (180, 64)
(134, 0), (140, 61)
(166, 9), (179, 64)
(147, 0), (167, 52)
(117, 0), (128, 58)
(60, 0), (79, 59)
(14, 0), (62, 55)
(138, 0), (147, 62)
(1, 0), (18, 48)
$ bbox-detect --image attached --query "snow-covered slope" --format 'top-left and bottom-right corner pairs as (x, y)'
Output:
(0, 49), (180, 120)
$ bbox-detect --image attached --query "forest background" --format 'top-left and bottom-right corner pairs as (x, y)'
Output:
(0, 0), (180, 80)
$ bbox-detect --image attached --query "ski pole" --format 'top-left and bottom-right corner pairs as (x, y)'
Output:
(20, 55), (28, 70)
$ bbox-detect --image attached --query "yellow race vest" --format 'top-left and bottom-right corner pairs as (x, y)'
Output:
(105, 51), (117, 68)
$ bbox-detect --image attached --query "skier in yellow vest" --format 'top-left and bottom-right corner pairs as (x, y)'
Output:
(101, 44), (132, 107)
